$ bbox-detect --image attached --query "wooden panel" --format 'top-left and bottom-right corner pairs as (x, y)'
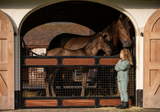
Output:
(150, 39), (160, 62)
(150, 32), (160, 39)
(0, 31), (7, 39)
(0, 63), (7, 70)
(62, 58), (95, 65)
(152, 18), (160, 31)
(0, 71), (8, 96)
(0, 20), (2, 32)
(0, 19), (7, 39)
(150, 40), (156, 62)
(149, 74), (160, 96)
(99, 58), (120, 65)
(1, 40), (7, 62)
(62, 99), (95, 106)
(0, 40), (2, 63)
(25, 100), (58, 107)
(0, 9), (14, 110)
(150, 70), (158, 86)
(144, 8), (160, 108)
(100, 99), (132, 106)
(25, 58), (57, 65)
(149, 62), (160, 69)
(155, 85), (160, 95)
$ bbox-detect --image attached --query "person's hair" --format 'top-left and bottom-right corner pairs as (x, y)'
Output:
(120, 48), (133, 65)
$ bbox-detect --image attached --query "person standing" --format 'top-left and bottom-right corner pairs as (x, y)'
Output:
(115, 48), (133, 109)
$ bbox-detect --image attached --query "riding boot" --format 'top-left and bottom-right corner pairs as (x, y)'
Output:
(119, 102), (129, 109)
(116, 101), (123, 108)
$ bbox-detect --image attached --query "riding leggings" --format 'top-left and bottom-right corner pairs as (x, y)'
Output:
(118, 81), (129, 102)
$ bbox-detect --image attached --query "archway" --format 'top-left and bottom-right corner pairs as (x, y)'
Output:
(19, 0), (136, 108)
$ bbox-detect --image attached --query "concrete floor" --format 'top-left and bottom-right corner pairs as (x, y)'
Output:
(1, 107), (160, 112)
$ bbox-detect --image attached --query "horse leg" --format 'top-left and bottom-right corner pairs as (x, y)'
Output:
(45, 74), (54, 97)
(44, 69), (50, 97)
(45, 81), (50, 97)
(50, 67), (60, 97)
(50, 75), (56, 97)
(81, 72), (87, 97)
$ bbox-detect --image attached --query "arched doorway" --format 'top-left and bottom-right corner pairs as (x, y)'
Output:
(19, 0), (136, 108)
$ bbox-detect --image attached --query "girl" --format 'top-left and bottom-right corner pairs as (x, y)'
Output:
(115, 48), (133, 109)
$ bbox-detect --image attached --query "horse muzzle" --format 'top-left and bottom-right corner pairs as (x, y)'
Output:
(123, 40), (132, 47)
(106, 50), (112, 56)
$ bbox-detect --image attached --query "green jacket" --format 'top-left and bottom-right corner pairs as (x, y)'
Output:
(115, 59), (130, 82)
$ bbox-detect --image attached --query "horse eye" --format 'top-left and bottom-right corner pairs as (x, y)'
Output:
(120, 27), (123, 29)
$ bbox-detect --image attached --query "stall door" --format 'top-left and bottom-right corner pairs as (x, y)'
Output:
(0, 10), (14, 110)
(144, 8), (160, 108)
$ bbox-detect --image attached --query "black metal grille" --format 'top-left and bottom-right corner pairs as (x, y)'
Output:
(22, 66), (135, 98)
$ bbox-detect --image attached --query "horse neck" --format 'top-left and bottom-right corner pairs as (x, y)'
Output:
(90, 32), (103, 41)
(84, 37), (100, 56)
(108, 22), (119, 47)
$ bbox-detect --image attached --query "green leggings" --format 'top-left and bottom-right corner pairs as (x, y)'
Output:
(118, 81), (129, 102)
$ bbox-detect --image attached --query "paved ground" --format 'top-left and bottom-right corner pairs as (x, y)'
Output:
(1, 107), (160, 112)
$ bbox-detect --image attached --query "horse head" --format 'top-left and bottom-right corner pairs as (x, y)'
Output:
(99, 36), (111, 56)
(105, 15), (132, 48)
(117, 15), (132, 47)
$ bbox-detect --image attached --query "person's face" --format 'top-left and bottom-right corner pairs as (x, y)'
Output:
(120, 51), (124, 59)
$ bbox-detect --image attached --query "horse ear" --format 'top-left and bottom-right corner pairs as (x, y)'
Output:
(119, 14), (123, 21)
(125, 17), (130, 21)
(106, 35), (112, 41)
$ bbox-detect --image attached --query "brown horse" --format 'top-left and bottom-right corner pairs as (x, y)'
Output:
(48, 15), (132, 55)
(45, 35), (111, 97)
(48, 27), (108, 51)
(104, 15), (132, 55)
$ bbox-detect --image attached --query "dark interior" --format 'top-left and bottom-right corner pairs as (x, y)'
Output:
(20, 1), (134, 37)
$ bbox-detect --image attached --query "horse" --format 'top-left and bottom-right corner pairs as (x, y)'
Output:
(48, 15), (132, 55)
(45, 35), (111, 97)
(104, 15), (132, 55)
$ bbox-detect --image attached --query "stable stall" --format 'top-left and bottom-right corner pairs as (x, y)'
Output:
(20, 1), (136, 107)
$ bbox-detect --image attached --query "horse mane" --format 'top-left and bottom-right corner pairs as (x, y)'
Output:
(107, 21), (117, 41)
(121, 19), (130, 36)
(80, 34), (106, 52)
(81, 35), (99, 50)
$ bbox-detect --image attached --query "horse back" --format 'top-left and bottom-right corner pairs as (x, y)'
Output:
(48, 33), (97, 51)
(64, 36), (95, 50)
(48, 33), (76, 51)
